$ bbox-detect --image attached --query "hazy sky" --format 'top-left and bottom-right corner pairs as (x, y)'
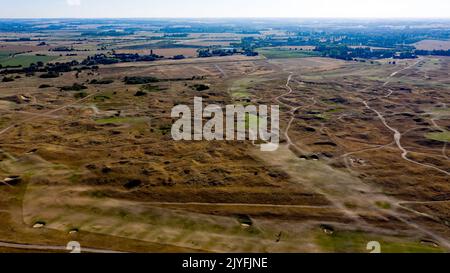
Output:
(0, 0), (449, 18)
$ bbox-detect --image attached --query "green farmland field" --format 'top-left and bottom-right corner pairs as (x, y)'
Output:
(257, 48), (321, 59)
(0, 54), (57, 67)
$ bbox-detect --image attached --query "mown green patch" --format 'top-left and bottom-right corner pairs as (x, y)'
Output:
(232, 91), (251, 98)
(430, 108), (450, 117)
(229, 77), (265, 99)
(314, 113), (328, 120)
(0, 54), (57, 67)
(375, 201), (392, 210)
(316, 230), (445, 253)
(69, 174), (82, 183)
(257, 48), (320, 59)
(425, 131), (450, 143)
(245, 113), (267, 131)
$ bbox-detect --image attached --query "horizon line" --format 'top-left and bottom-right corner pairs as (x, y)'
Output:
(1, 17), (450, 20)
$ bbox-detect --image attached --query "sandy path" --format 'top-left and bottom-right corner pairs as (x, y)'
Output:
(361, 60), (449, 176)
(0, 241), (123, 253)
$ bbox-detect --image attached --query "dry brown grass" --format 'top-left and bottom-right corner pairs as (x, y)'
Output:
(414, 39), (450, 50)
(1, 40), (449, 252)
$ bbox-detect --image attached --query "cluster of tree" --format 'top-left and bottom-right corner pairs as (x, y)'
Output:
(45, 61), (80, 72)
(393, 52), (418, 59)
(1, 38), (32, 42)
(235, 36), (312, 50)
(0, 59), (99, 78)
(81, 53), (163, 66)
(172, 55), (186, 60)
(239, 34), (450, 60)
(0, 60), (73, 75)
(415, 49), (450, 56)
(243, 49), (259, 56)
(134, 90), (147, 97)
(197, 47), (257, 58)
(123, 76), (159, 85)
(1, 51), (165, 77)
(60, 83), (88, 91)
(113, 53), (163, 62)
(198, 49), (213, 58)
(314, 45), (417, 60)
(163, 33), (189, 38)
(191, 84), (210, 91)
(74, 92), (88, 99)
(40, 71), (60, 78)
(234, 31), (431, 59)
(290, 28), (450, 49)
(1, 76), (14, 82)
(82, 54), (119, 65)
(229, 38), (260, 56)
(239, 30), (261, 35)
(50, 46), (75, 52)
(89, 79), (114, 85)
(124, 75), (205, 85)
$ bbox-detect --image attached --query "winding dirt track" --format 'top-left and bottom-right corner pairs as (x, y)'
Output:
(430, 117), (450, 160)
(361, 60), (449, 176)
(350, 60), (450, 248)
(274, 63), (450, 250)
(0, 241), (124, 253)
(274, 73), (316, 155)
(363, 101), (450, 175)
(145, 201), (331, 209)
